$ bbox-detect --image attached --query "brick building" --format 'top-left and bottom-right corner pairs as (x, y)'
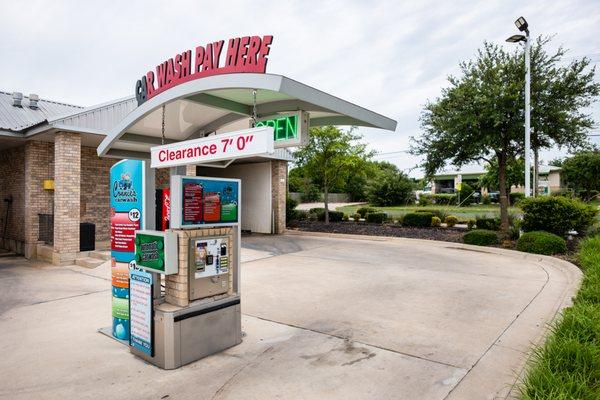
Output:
(0, 74), (396, 265)
(0, 91), (291, 264)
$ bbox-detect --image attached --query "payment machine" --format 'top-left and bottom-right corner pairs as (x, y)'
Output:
(130, 176), (242, 369)
(189, 236), (230, 299)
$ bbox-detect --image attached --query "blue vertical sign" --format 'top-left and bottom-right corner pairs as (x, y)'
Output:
(110, 159), (145, 341)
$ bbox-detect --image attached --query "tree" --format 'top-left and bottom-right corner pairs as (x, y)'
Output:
(561, 151), (600, 201)
(294, 126), (371, 223)
(411, 39), (599, 233)
(479, 157), (525, 193)
(367, 162), (414, 206)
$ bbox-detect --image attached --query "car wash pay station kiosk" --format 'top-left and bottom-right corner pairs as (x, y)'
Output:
(98, 34), (397, 369)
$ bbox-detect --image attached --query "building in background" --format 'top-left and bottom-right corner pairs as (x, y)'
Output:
(427, 166), (563, 196)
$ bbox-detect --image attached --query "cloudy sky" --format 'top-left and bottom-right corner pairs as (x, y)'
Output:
(2, 0), (599, 176)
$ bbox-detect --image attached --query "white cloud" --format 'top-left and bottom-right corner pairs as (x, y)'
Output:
(0, 0), (598, 175)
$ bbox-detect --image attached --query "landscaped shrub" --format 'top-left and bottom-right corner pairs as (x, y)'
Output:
(317, 210), (344, 222)
(402, 212), (434, 227)
(458, 183), (475, 206)
(353, 213), (361, 222)
(508, 218), (521, 240)
(509, 192), (525, 205)
(418, 195), (432, 206)
(342, 214), (349, 222)
(516, 231), (567, 255)
(445, 215), (458, 227)
(482, 194), (491, 205)
(463, 229), (498, 246)
(431, 216), (441, 227)
(286, 195), (299, 224)
(416, 208), (448, 221)
(366, 212), (387, 224)
(295, 210), (308, 221)
(467, 219), (476, 230)
(356, 206), (378, 218)
(520, 196), (598, 236)
(475, 217), (501, 231)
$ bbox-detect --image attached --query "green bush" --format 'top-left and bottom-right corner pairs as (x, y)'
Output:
(463, 229), (498, 246)
(431, 216), (441, 227)
(316, 210), (344, 222)
(366, 212), (387, 224)
(416, 208), (448, 221)
(445, 215), (458, 227)
(482, 194), (491, 205)
(402, 212), (434, 227)
(286, 195), (299, 224)
(353, 213), (361, 222)
(300, 183), (322, 202)
(418, 195), (432, 206)
(508, 218), (521, 240)
(509, 192), (525, 205)
(516, 231), (567, 255)
(356, 206), (378, 218)
(458, 183), (475, 206)
(367, 171), (414, 206)
(296, 210), (309, 220)
(476, 217), (501, 231)
(467, 219), (476, 230)
(309, 207), (324, 215)
(520, 196), (598, 236)
(342, 214), (349, 222)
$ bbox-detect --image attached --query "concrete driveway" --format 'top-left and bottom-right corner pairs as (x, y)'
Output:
(0, 233), (580, 400)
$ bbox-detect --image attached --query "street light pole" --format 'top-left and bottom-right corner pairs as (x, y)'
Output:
(506, 16), (532, 197)
(524, 31), (531, 197)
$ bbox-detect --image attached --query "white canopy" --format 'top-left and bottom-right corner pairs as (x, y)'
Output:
(97, 73), (397, 159)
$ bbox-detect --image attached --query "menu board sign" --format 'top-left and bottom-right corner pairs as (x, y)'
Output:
(170, 176), (240, 228)
(183, 183), (203, 223)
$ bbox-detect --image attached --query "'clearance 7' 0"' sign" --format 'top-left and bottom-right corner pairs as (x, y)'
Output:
(150, 126), (274, 169)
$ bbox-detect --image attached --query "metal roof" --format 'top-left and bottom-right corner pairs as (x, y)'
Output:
(98, 73), (397, 158)
(0, 91), (82, 132)
(49, 96), (137, 134)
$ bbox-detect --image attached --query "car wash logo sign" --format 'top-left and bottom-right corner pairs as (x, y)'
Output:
(135, 35), (273, 106)
(113, 173), (138, 203)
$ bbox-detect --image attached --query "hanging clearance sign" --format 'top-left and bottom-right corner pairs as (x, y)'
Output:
(150, 126), (274, 168)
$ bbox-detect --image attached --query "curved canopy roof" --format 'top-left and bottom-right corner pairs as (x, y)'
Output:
(97, 73), (396, 158)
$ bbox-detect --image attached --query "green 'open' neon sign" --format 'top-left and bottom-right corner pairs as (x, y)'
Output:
(256, 114), (298, 141)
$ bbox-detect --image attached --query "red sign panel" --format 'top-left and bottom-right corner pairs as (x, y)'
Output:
(135, 35), (273, 106)
(110, 211), (140, 252)
(161, 188), (170, 231)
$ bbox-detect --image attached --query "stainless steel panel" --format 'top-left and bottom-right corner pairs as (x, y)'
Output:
(180, 303), (242, 365)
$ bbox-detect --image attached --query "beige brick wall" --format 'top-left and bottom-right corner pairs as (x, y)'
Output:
(53, 132), (81, 254)
(271, 160), (287, 234)
(0, 145), (25, 253)
(80, 147), (117, 244)
(24, 141), (54, 257)
(166, 227), (234, 307)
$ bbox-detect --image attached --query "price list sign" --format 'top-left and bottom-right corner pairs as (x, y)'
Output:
(183, 183), (203, 223)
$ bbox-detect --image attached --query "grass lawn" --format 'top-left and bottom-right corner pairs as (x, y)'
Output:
(335, 203), (520, 220)
(520, 235), (600, 398)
